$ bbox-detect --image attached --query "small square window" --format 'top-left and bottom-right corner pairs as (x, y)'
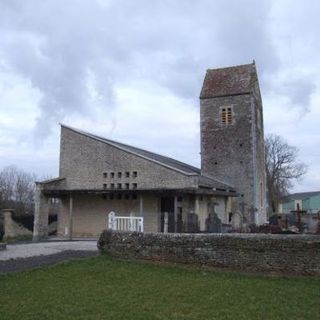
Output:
(110, 183), (115, 189)
(110, 172), (115, 178)
(125, 194), (130, 200)
(132, 194), (137, 200)
(132, 183), (137, 189)
(117, 194), (122, 200)
(125, 183), (130, 189)
(117, 183), (122, 189)
(125, 171), (130, 178)
(214, 161), (218, 165)
(109, 193), (114, 200)
(102, 194), (107, 200)
(132, 171), (138, 178)
(118, 172), (122, 178)
(103, 183), (107, 189)
(103, 172), (108, 178)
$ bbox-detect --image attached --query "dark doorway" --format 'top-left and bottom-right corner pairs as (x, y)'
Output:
(160, 197), (175, 233)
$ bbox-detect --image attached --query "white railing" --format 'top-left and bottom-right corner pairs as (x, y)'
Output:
(108, 211), (144, 232)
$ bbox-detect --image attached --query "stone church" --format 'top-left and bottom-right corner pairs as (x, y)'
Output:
(33, 62), (267, 240)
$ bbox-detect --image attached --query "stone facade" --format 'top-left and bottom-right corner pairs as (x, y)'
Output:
(59, 126), (198, 191)
(98, 230), (320, 275)
(200, 63), (267, 224)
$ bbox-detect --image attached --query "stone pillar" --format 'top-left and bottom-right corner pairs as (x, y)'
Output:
(33, 184), (49, 241)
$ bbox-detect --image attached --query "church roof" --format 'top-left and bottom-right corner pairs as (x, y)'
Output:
(61, 124), (234, 191)
(200, 62), (256, 99)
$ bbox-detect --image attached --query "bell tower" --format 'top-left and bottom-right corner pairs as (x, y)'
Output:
(200, 62), (267, 224)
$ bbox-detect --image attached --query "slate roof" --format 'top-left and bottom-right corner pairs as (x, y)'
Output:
(61, 125), (234, 191)
(197, 174), (234, 191)
(200, 62), (256, 99)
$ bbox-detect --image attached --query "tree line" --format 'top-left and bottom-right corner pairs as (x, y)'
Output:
(0, 166), (37, 215)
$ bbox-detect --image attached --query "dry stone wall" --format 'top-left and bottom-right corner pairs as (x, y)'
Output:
(98, 230), (320, 275)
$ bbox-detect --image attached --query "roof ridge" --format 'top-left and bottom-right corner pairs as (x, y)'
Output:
(206, 62), (254, 72)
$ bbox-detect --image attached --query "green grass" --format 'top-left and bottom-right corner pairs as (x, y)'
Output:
(0, 256), (319, 320)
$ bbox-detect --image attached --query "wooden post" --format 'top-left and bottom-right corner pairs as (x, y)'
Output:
(68, 195), (73, 240)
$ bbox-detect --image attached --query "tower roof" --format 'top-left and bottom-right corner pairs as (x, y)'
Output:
(200, 62), (257, 99)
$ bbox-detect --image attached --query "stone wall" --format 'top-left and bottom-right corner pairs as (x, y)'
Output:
(2, 209), (32, 240)
(98, 230), (320, 275)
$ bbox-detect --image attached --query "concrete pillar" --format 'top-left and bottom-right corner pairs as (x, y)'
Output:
(68, 195), (73, 240)
(33, 184), (49, 241)
(195, 195), (200, 216)
(174, 196), (178, 232)
(163, 212), (168, 233)
(139, 195), (144, 216)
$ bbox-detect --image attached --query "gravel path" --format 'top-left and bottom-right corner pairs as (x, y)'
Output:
(0, 250), (99, 273)
(0, 241), (99, 273)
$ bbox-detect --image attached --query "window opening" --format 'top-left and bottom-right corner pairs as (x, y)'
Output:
(221, 106), (233, 125)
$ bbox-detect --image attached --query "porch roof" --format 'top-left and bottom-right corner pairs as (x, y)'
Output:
(42, 187), (238, 197)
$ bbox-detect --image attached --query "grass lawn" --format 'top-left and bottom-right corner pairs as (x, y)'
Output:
(0, 256), (319, 320)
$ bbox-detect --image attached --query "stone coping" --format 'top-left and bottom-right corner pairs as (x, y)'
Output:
(110, 231), (320, 241)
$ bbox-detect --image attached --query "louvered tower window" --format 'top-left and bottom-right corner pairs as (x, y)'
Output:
(221, 106), (233, 125)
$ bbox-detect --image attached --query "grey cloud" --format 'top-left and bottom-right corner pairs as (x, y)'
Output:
(281, 77), (316, 110)
(0, 0), (279, 139)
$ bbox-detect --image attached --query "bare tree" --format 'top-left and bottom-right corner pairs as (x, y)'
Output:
(265, 134), (307, 214)
(0, 166), (37, 214)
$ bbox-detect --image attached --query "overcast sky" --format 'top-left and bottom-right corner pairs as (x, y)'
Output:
(0, 0), (319, 192)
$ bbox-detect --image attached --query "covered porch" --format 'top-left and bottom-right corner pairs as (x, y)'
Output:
(33, 183), (236, 240)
